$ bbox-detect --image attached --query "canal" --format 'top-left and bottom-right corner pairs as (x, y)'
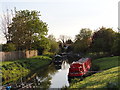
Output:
(9, 59), (70, 89)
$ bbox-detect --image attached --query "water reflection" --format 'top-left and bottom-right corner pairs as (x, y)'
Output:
(50, 61), (70, 88)
(61, 61), (70, 70)
(26, 63), (56, 88)
(10, 60), (70, 89)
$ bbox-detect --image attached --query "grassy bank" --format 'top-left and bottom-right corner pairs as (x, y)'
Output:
(92, 56), (119, 70)
(69, 56), (120, 89)
(0, 55), (52, 85)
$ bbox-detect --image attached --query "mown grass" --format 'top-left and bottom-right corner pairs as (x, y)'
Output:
(69, 56), (120, 89)
(0, 55), (52, 85)
(92, 56), (119, 70)
(70, 66), (120, 88)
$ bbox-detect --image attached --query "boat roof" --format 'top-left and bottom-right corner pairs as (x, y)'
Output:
(55, 55), (62, 57)
(73, 58), (89, 64)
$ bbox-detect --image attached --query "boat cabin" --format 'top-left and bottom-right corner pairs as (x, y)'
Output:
(68, 58), (91, 77)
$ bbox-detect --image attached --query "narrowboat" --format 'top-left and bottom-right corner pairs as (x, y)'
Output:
(68, 58), (91, 78)
(54, 55), (63, 64)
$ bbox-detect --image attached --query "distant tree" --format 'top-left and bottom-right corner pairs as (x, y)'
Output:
(66, 39), (73, 44)
(65, 39), (73, 53)
(8, 10), (48, 50)
(91, 27), (115, 53)
(57, 41), (64, 53)
(48, 34), (56, 41)
(73, 28), (92, 54)
(48, 35), (59, 54)
(75, 28), (92, 41)
(59, 35), (72, 53)
(59, 35), (70, 44)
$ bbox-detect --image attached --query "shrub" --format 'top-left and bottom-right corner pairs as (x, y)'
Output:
(43, 52), (55, 58)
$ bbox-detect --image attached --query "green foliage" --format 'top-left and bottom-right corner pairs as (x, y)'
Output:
(1, 55), (52, 85)
(73, 28), (92, 54)
(49, 41), (59, 53)
(73, 40), (87, 53)
(48, 35), (59, 54)
(9, 10), (48, 50)
(91, 27), (116, 53)
(43, 52), (55, 58)
(69, 56), (120, 89)
(75, 28), (92, 40)
(33, 37), (50, 55)
(31, 55), (52, 61)
(2, 43), (16, 51)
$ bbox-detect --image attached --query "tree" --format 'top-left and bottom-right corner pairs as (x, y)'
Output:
(59, 35), (71, 53)
(8, 10), (48, 50)
(33, 37), (50, 55)
(0, 9), (14, 43)
(59, 35), (70, 44)
(73, 28), (92, 54)
(48, 35), (59, 54)
(48, 34), (56, 41)
(91, 27), (115, 53)
(57, 41), (64, 53)
(65, 39), (73, 53)
(66, 39), (73, 44)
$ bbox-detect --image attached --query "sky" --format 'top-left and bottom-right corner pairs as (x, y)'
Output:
(0, 0), (119, 43)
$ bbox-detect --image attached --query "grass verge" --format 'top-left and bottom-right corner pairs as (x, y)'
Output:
(0, 55), (52, 85)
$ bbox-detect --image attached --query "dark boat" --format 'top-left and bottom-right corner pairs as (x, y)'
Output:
(54, 55), (63, 64)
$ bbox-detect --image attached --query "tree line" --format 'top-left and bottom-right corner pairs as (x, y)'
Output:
(0, 9), (119, 56)
(70, 27), (119, 56)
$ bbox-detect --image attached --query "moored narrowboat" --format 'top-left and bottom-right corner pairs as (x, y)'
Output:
(68, 58), (91, 78)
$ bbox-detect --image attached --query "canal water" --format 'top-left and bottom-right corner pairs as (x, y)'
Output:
(10, 60), (70, 89)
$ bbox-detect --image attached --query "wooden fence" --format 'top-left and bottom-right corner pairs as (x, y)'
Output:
(0, 50), (38, 61)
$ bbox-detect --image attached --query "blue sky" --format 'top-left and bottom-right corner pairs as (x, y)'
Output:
(0, 0), (119, 43)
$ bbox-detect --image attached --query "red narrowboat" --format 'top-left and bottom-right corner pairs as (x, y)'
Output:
(68, 58), (91, 78)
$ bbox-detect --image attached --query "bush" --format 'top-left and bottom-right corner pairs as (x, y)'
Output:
(43, 52), (55, 58)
